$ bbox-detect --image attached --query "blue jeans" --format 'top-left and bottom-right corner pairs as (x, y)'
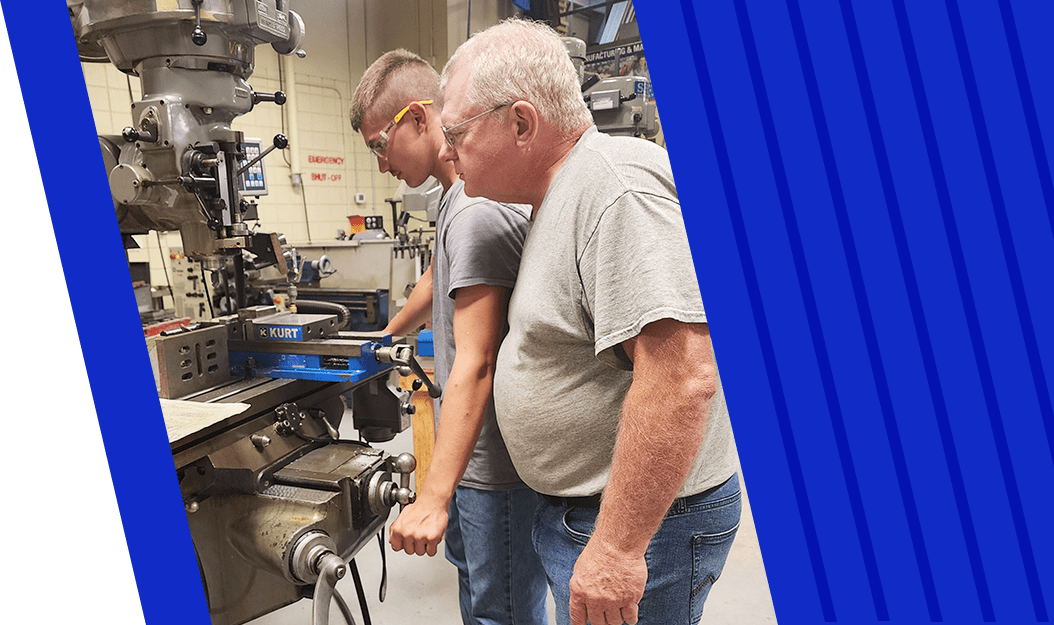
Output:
(532, 474), (741, 625)
(445, 486), (549, 625)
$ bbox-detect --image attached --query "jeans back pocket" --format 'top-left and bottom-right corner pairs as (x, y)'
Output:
(690, 523), (740, 621)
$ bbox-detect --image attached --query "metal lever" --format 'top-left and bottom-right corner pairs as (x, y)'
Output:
(389, 453), (417, 497)
(122, 126), (156, 143)
(290, 532), (356, 625)
(312, 553), (355, 625)
(312, 410), (340, 441)
(374, 345), (442, 399)
(237, 134), (289, 177)
(378, 479), (415, 508)
(190, 0), (207, 46)
(158, 323), (202, 337)
(389, 486), (415, 507)
(123, 111), (159, 144)
(252, 90), (288, 106)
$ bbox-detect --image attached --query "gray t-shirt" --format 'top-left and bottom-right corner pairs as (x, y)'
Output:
(432, 179), (531, 490)
(493, 126), (738, 498)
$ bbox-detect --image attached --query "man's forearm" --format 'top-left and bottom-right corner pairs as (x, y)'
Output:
(414, 282), (509, 504)
(416, 356), (495, 502)
(567, 344), (715, 625)
(590, 372), (713, 555)
(590, 321), (717, 556)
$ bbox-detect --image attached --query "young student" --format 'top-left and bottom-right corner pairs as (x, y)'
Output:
(350, 49), (547, 625)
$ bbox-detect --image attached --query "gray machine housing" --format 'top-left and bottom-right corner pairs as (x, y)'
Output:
(585, 74), (659, 139)
(169, 365), (412, 625)
(72, 0), (304, 271)
(72, 3), (422, 623)
(563, 36), (659, 139)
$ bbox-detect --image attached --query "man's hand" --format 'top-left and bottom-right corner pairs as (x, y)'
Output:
(568, 319), (713, 624)
(388, 495), (449, 557)
(569, 538), (648, 625)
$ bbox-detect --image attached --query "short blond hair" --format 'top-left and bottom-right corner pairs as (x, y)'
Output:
(350, 49), (439, 132)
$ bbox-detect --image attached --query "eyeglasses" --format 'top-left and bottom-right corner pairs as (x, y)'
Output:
(441, 102), (513, 149)
(369, 100), (434, 159)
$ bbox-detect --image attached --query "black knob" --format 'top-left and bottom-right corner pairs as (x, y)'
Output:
(405, 404), (416, 415)
(191, 25), (207, 46)
(412, 379), (423, 392)
(252, 91), (287, 106)
(123, 125), (156, 144)
(273, 134), (289, 149)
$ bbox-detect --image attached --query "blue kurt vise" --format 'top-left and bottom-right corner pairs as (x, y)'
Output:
(226, 307), (441, 397)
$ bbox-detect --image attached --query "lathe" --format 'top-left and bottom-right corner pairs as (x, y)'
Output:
(68, 2), (436, 623)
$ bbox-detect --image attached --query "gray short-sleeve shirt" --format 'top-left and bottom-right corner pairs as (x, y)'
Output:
(432, 179), (531, 490)
(493, 127), (737, 498)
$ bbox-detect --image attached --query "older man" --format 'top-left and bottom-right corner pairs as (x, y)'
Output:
(350, 49), (547, 625)
(438, 20), (741, 625)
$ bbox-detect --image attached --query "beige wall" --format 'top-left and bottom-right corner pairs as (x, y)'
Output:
(364, 0), (448, 71)
(446, 0), (520, 60)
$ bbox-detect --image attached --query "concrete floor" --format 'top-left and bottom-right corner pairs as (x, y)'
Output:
(251, 429), (776, 625)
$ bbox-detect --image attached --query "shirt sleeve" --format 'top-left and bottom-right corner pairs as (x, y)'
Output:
(579, 190), (709, 370)
(444, 201), (529, 299)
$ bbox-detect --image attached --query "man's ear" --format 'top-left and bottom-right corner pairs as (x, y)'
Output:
(510, 101), (539, 147)
(408, 101), (429, 134)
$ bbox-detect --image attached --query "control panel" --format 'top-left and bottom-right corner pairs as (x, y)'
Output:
(238, 138), (269, 196)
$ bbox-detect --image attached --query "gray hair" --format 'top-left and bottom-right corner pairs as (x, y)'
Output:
(350, 49), (439, 132)
(440, 19), (593, 136)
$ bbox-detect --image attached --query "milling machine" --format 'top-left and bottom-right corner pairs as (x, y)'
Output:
(69, 2), (437, 623)
(563, 37), (659, 139)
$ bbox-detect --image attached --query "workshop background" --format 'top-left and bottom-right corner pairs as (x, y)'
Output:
(72, 1), (773, 624)
(3, 0), (1054, 624)
(84, 1), (519, 287)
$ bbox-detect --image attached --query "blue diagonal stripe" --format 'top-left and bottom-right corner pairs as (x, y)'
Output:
(731, 0), (888, 618)
(678, 0), (836, 620)
(839, 0), (996, 620)
(940, 1), (1049, 620)
(997, 0), (1054, 465)
(783, 0), (942, 619)
(999, 0), (1054, 250)
(891, 0), (1043, 619)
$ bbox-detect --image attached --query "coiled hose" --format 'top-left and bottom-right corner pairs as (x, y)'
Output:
(295, 299), (352, 331)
